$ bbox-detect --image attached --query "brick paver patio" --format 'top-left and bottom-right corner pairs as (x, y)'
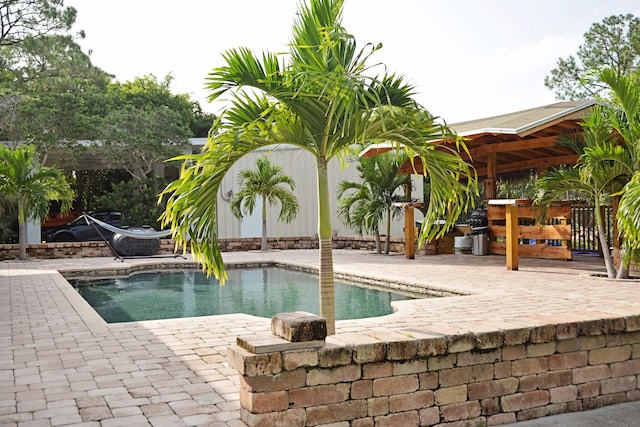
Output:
(1, 249), (637, 426)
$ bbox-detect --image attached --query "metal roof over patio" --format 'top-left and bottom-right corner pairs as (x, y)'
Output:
(362, 100), (600, 199)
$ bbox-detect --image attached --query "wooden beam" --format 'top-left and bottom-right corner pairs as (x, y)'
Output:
(475, 154), (579, 177)
(400, 151), (578, 178)
(468, 135), (568, 158)
(518, 115), (584, 137)
(505, 204), (519, 271)
(485, 152), (497, 200)
(404, 205), (415, 259)
(403, 183), (415, 259)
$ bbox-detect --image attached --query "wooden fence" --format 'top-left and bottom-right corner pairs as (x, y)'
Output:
(487, 200), (614, 260)
(488, 200), (572, 260)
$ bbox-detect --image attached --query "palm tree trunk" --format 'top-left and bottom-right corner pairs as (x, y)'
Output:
(17, 201), (27, 260)
(616, 259), (629, 280)
(595, 200), (616, 278)
(613, 197), (629, 280)
(317, 158), (335, 335)
(261, 198), (268, 251)
(375, 230), (381, 254)
(385, 209), (391, 255)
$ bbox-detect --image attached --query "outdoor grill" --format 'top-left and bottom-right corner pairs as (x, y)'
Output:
(467, 209), (489, 255)
(467, 208), (488, 230)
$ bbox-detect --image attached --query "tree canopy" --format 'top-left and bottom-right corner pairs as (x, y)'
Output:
(98, 75), (193, 181)
(0, 0), (215, 239)
(0, 0), (77, 47)
(545, 14), (640, 100)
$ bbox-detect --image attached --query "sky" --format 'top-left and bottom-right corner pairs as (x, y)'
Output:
(65, 0), (640, 124)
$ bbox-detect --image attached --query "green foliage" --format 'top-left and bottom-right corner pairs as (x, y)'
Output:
(0, 144), (73, 258)
(71, 169), (131, 211)
(190, 102), (216, 138)
(601, 68), (640, 274)
(98, 103), (190, 181)
(231, 157), (299, 250)
(95, 176), (168, 229)
(535, 80), (640, 278)
(0, 0), (212, 245)
(337, 151), (411, 254)
(0, 0), (77, 47)
(92, 75), (193, 181)
(497, 173), (538, 200)
(0, 194), (18, 243)
(231, 157), (299, 222)
(545, 14), (640, 100)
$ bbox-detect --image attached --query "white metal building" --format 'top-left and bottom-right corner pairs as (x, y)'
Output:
(198, 142), (424, 240)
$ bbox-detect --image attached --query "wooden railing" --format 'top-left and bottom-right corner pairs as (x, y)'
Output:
(488, 199), (572, 260)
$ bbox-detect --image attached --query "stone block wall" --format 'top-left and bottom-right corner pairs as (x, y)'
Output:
(0, 236), (406, 260)
(228, 315), (640, 426)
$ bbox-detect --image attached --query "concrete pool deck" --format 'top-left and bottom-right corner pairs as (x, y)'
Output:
(2, 249), (640, 426)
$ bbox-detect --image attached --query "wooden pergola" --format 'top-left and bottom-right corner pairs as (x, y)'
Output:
(362, 100), (600, 259)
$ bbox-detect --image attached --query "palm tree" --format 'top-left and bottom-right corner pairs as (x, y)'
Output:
(601, 68), (640, 277)
(231, 157), (299, 251)
(535, 68), (640, 279)
(338, 151), (411, 254)
(534, 105), (629, 278)
(160, 0), (476, 334)
(0, 145), (73, 260)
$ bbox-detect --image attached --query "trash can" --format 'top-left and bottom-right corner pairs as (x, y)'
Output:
(454, 235), (473, 254)
(471, 227), (489, 256)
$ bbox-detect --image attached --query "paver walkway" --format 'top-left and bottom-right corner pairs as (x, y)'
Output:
(1, 249), (638, 426)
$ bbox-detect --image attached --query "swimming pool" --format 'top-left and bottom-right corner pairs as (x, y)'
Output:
(71, 267), (415, 323)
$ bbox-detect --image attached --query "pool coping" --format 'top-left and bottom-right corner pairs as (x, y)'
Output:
(51, 270), (110, 334)
(55, 260), (465, 332)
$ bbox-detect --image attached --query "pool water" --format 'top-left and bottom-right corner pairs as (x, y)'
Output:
(72, 267), (412, 323)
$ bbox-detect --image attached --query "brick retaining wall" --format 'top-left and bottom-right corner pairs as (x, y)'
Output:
(228, 315), (640, 426)
(0, 236), (406, 260)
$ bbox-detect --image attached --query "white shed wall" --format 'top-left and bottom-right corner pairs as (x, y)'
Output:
(215, 145), (423, 239)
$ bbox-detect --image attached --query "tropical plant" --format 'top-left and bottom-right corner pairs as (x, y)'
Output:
(231, 157), (299, 251)
(534, 105), (627, 278)
(160, 0), (476, 334)
(338, 150), (411, 254)
(601, 68), (640, 277)
(0, 144), (73, 259)
(535, 68), (640, 279)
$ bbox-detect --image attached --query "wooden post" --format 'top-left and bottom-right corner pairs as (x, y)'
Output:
(488, 199), (519, 270)
(505, 204), (519, 270)
(612, 196), (620, 266)
(403, 183), (415, 259)
(484, 152), (497, 200)
(404, 205), (415, 259)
